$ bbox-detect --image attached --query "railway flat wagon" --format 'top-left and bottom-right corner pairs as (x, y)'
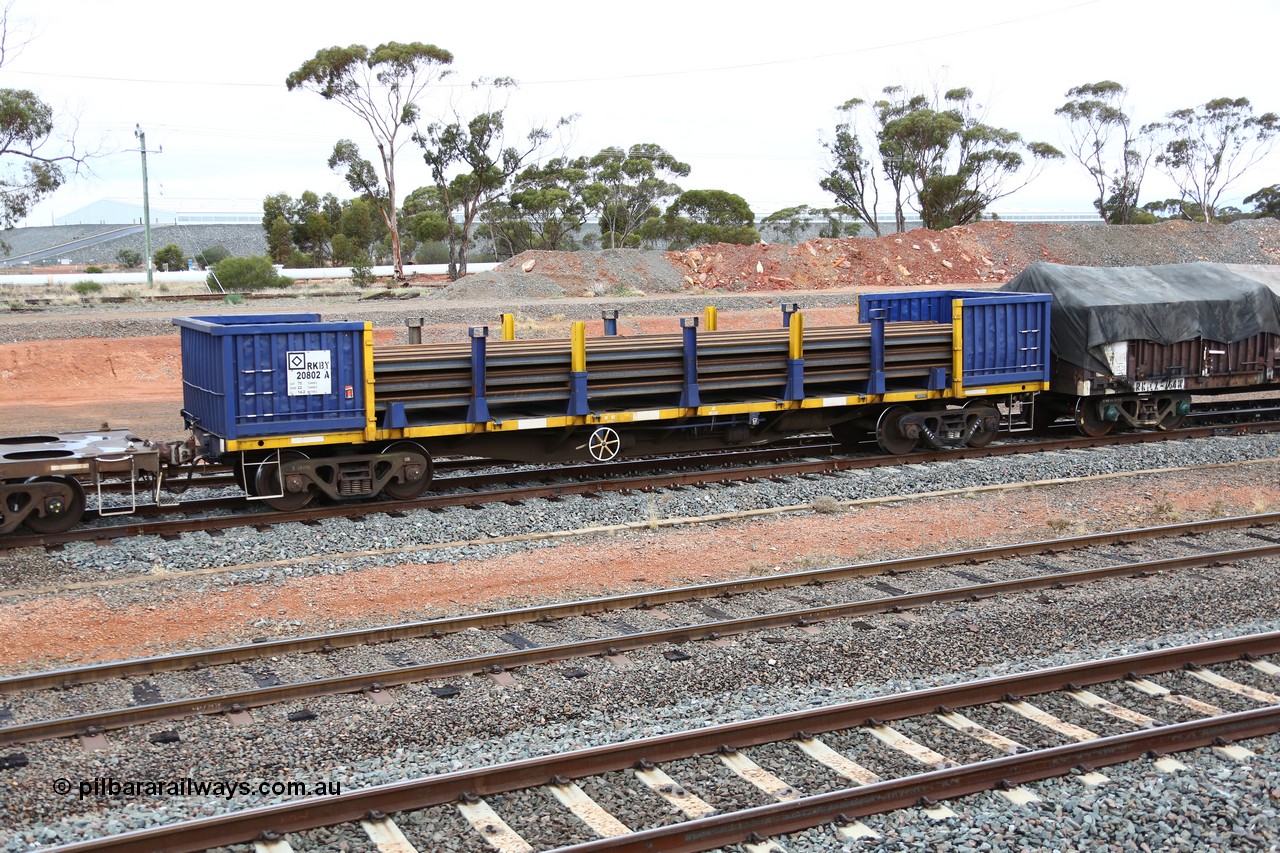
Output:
(0, 430), (167, 534)
(173, 291), (1051, 510)
(1000, 262), (1280, 435)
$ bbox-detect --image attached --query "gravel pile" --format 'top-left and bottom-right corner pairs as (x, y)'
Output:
(992, 218), (1280, 270)
(440, 248), (691, 300)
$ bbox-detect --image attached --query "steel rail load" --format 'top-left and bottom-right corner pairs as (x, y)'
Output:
(173, 291), (1050, 511)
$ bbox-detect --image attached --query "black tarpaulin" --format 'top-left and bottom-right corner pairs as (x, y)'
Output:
(998, 262), (1280, 375)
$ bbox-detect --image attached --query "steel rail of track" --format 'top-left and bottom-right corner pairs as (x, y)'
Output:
(4, 511), (1278, 694)
(8, 418), (1279, 551)
(5, 537), (1279, 747)
(39, 632), (1280, 853)
(92, 436), (839, 496)
(554, 707), (1280, 852)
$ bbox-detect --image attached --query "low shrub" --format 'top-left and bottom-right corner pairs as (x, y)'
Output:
(414, 241), (450, 264)
(154, 243), (185, 272)
(72, 280), (102, 295)
(115, 248), (142, 269)
(84, 265), (104, 274)
(209, 256), (292, 291)
(194, 245), (231, 267)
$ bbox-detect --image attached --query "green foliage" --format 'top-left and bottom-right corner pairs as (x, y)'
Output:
(413, 241), (450, 264)
(223, 293), (244, 305)
(1245, 184), (1280, 219)
(348, 253), (375, 287)
(153, 243), (185, 272)
(0, 88), (67, 231)
(339, 197), (381, 255)
(72, 280), (101, 294)
(115, 248), (143, 269)
(287, 41), (454, 276)
(1055, 81), (1148, 225)
(583, 144), (689, 248)
(663, 189), (759, 249)
(265, 213), (293, 263)
(83, 265), (104, 274)
(416, 82), (561, 279)
(818, 99), (884, 236)
(761, 205), (859, 243)
(194, 245), (230, 267)
(1141, 198), (1203, 221)
(264, 191), (338, 264)
(486, 155), (590, 257)
(209, 255), (292, 291)
(1143, 97), (1280, 222)
(287, 250), (316, 269)
(820, 85), (1062, 232)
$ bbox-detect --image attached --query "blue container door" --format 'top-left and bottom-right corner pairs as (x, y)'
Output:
(961, 297), (1050, 386)
(229, 329), (365, 437)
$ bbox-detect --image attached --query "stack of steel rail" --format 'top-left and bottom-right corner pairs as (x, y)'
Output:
(372, 323), (953, 423)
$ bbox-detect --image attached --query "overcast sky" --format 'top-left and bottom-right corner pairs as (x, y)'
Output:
(10, 0), (1280, 226)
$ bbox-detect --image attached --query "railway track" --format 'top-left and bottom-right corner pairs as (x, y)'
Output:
(7, 419), (1277, 551)
(39, 632), (1280, 852)
(3, 512), (1278, 750)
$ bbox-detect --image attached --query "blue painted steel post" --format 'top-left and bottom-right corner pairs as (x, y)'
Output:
(679, 317), (701, 408)
(866, 308), (887, 395)
(466, 325), (491, 423)
(781, 303), (800, 327)
(601, 309), (619, 336)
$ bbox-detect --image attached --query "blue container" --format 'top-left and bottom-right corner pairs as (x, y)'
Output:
(859, 290), (1051, 387)
(174, 314), (367, 440)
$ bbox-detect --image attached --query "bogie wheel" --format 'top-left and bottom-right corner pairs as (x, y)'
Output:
(875, 405), (919, 455)
(964, 399), (1000, 448)
(587, 426), (622, 462)
(23, 476), (86, 534)
(1074, 397), (1116, 438)
(380, 441), (433, 501)
(1158, 394), (1192, 431)
(253, 450), (315, 512)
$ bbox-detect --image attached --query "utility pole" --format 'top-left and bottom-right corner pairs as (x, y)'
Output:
(132, 125), (161, 287)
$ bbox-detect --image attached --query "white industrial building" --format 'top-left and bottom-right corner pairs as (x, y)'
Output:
(54, 199), (260, 226)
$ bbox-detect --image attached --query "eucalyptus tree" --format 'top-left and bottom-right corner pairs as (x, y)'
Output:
(495, 155), (591, 253)
(819, 98), (884, 236)
(1056, 81), (1150, 224)
(416, 78), (561, 279)
(0, 4), (89, 243)
(663, 189), (759, 248)
(1143, 97), (1279, 222)
(583, 144), (689, 248)
(286, 41), (453, 277)
(820, 85), (1061, 231)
